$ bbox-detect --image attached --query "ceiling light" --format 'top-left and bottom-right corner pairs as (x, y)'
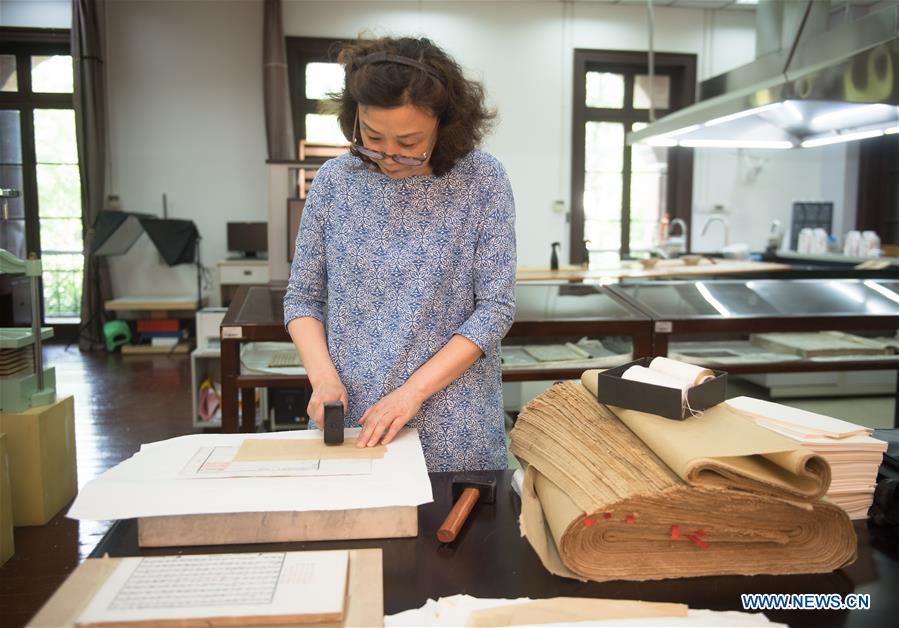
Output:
(782, 101), (805, 123)
(704, 103), (781, 128)
(660, 124), (702, 138)
(645, 138), (678, 147)
(810, 104), (895, 131)
(801, 129), (884, 148)
(679, 139), (794, 149)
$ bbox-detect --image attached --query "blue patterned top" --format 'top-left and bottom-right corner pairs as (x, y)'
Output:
(284, 149), (517, 472)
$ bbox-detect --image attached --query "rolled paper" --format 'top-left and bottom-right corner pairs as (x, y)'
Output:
(649, 356), (715, 386)
(509, 380), (856, 583)
(622, 365), (690, 392)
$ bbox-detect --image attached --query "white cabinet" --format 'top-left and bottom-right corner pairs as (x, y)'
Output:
(217, 259), (270, 306)
(190, 347), (266, 429)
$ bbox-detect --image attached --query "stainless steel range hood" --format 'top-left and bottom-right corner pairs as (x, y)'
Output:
(627, 1), (899, 150)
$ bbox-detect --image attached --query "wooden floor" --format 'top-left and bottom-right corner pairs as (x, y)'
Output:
(0, 344), (198, 628)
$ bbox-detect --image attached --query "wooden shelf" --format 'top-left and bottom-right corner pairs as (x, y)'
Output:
(104, 296), (204, 311)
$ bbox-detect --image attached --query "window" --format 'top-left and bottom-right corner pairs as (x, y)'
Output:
(286, 37), (347, 148)
(571, 50), (696, 263)
(0, 28), (83, 326)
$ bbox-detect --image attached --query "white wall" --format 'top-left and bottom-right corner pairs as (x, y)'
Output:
(3, 0), (857, 303)
(691, 144), (857, 253)
(101, 0), (267, 298)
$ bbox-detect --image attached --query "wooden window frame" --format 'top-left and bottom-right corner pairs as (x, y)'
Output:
(285, 36), (347, 147)
(0, 27), (72, 258)
(570, 49), (697, 263)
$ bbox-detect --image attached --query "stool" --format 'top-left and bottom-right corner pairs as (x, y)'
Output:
(102, 320), (131, 352)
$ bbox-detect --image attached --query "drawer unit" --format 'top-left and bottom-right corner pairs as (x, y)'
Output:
(218, 261), (270, 285)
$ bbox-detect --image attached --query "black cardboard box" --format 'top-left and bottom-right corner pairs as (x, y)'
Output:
(596, 357), (727, 420)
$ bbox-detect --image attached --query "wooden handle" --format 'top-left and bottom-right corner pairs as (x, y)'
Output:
(437, 487), (480, 543)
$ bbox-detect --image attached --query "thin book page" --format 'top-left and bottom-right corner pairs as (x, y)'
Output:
(76, 551), (348, 627)
(178, 445), (377, 479)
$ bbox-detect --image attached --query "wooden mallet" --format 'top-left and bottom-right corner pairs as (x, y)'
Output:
(437, 475), (496, 543)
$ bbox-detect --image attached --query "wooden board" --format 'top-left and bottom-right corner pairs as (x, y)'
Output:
(750, 331), (891, 358)
(137, 506), (417, 548)
(27, 549), (383, 628)
(104, 297), (203, 311)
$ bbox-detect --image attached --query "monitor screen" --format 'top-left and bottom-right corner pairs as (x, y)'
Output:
(227, 222), (268, 258)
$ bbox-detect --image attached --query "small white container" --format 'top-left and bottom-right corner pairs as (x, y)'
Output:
(843, 230), (862, 256)
(862, 231), (881, 257)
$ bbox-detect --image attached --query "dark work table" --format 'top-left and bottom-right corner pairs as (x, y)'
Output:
(90, 470), (899, 627)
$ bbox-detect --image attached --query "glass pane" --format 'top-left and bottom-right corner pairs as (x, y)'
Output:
(1, 55), (17, 92)
(584, 220), (621, 251)
(630, 172), (668, 222)
(585, 72), (624, 109)
(584, 172), (622, 221)
(585, 122), (624, 173)
(634, 74), (670, 110)
(0, 219), (26, 259)
(34, 109), (78, 164)
(41, 252), (83, 318)
(1, 110), (22, 163)
(37, 164), (82, 218)
(630, 221), (659, 251)
(40, 217), (83, 254)
(0, 165), (25, 218)
(305, 62), (344, 100)
(31, 55), (73, 93)
(305, 113), (346, 144)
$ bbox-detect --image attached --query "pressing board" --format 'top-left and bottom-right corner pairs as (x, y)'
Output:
(28, 549), (383, 628)
(68, 429), (433, 548)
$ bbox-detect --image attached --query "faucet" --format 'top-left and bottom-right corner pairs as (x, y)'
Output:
(700, 216), (730, 248)
(667, 218), (688, 254)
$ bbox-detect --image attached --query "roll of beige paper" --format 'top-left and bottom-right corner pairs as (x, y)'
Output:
(622, 365), (690, 392)
(649, 356), (714, 386)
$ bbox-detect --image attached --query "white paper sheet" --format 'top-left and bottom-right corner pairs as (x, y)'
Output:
(77, 551), (347, 626)
(384, 595), (787, 627)
(178, 446), (372, 478)
(67, 428), (432, 521)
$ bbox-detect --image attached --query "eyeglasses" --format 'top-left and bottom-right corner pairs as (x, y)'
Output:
(351, 109), (432, 167)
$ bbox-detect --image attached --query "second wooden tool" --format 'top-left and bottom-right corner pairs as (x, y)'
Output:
(436, 475), (496, 543)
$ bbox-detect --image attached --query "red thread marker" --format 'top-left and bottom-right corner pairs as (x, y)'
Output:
(687, 534), (709, 550)
(603, 512), (612, 519)
(583, 516), (595, 527)
(671, 524), (679, 540)
(626, 514), (635, 524)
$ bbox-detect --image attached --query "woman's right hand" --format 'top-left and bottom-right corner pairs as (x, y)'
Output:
(307, 377), (348, 429)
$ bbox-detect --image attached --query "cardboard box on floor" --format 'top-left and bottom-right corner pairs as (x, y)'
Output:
(0, 395), (77, 526)
(1, 433), (14, 565)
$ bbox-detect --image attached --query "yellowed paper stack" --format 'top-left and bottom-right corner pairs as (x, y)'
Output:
(727, 396), (888, 519)
(509, 376), (857, 582)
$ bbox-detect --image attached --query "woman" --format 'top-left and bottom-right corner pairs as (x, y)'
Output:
(284, 36), (516, 472)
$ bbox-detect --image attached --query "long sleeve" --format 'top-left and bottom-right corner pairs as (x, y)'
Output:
(283, 164), (331, 327)
(454, 167), (517, 356)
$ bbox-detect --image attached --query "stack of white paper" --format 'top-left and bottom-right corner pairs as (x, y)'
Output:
(67, 427), (433, 521)
(727, 396), (887, 519)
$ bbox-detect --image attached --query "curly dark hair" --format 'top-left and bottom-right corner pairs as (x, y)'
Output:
(333, 37), (495, 177)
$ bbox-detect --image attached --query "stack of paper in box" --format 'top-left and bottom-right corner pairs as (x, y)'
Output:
(727, 396), (887, 519)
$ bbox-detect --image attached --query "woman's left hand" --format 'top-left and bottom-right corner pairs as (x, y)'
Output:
(357, 384), (424, 447)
